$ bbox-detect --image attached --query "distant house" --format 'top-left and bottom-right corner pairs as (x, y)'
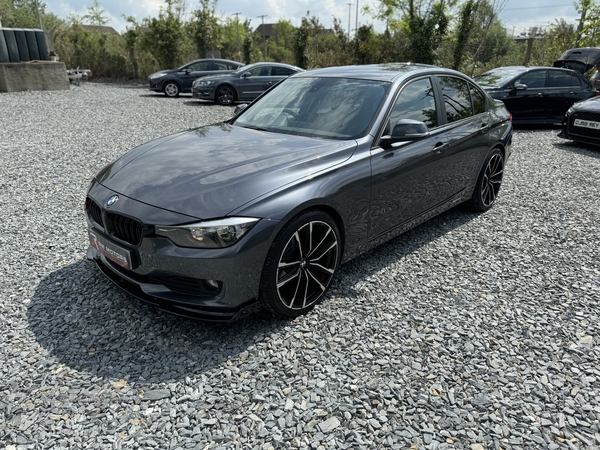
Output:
(81, 25), (119, 35)
(255, 23), (275, 40)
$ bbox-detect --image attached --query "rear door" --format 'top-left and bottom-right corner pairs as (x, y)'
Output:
(546, 70), (591, 121)
(436, 76), (491, 189)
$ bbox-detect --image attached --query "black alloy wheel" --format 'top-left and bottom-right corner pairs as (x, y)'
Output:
(163, 81), (180, 98)
(259, 210), (341, 318)
(216, 85), (236, 106)
(469, 148), (504, 211)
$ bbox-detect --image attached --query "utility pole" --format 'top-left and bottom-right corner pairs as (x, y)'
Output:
(34, 0), (43, 29)
(355, 0), (359, 37)
(232, 12), (241, 60)
(346, 2), (352, 41)
(257, 15), (268, 60)
(523, 27), (537, 66)
(576, 5), (588, 47)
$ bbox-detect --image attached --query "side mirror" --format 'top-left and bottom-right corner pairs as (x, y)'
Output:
(391, 119), (430, 139)
(233, 103), (249, 115)
(514, 83), (528, 90)
(184, 68), (192, 74)
(241, 72), (251, 78)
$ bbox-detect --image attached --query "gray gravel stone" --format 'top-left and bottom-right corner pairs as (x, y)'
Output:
(1, 83), (599, 449)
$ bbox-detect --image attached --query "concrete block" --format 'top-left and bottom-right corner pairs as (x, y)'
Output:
(0, 61), (70, 92)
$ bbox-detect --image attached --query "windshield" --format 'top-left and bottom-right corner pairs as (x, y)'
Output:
(474, 68), (523, 88)
(233, 77), (390, 140)
(232, 64), (251, 74)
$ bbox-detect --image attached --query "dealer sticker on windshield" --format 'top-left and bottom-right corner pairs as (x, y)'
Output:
(574, 118), (600, 130)
(89, 230), (132, 269)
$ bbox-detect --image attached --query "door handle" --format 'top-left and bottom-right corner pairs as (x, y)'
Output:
(537, 92), (546, 97)
(266, 81), (273, 85)
(433, 142), (448, 153)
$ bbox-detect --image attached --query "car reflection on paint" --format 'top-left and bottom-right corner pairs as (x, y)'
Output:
(85, 63), (512, 322)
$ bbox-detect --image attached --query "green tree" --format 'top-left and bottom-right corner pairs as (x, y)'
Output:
(140, 0), (187, 69)
(82, 0), (109, 26)
(373, 0), (454, 64)
(191, 0), (221, 57)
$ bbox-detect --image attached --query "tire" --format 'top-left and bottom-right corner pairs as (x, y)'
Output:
(163, 81), (180, 98)
(468, 148), (504, 212)
(259, 210), (341, 318)
(215, 85), (236, 105)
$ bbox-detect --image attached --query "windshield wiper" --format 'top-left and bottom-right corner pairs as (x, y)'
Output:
(240, 124), (271, 132)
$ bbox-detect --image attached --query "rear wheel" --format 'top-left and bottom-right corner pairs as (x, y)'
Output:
(468, 148), (504, 211)
(163, 81), (180, 98)
(259, 210), (341, 318)
(216, 85), (236, 105)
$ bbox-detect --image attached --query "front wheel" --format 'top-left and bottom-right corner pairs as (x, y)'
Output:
(259, 210), (341, 318)
(163, 81), (180, 98)
(215, 85), (236, 105)
(468, 148), (504, 211)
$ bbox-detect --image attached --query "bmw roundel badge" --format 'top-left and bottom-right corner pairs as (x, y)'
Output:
(107, 195), (119, 207)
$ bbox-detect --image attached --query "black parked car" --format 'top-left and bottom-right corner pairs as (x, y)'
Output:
(148, 58), (244, 97)
(474, 66), (596, 124)
(559, 96), (600, 145)
(191, 62), (303, 105)
(86, 63), (512, 321)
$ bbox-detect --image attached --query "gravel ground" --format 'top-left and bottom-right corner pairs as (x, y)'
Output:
(1, 83), (599, 450)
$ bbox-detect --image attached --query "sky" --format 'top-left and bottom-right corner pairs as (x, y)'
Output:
(42, 0), (581, 39)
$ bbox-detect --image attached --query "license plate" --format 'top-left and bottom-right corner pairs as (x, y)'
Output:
(574, 118), (600, 129)
(89, 230), (132, 270)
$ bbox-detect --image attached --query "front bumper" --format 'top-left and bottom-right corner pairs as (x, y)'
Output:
(86, 184), (279, 321)
(559, 112), (600, 145)
(148, 79), (164, 92)
(192, 86), (216, 100)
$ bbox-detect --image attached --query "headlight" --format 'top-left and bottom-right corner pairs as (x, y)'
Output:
(149, 72), (167, 79)
(155, 217), (260, 248)
(566, 106), (575, 116)
(193, 80), (215, 87)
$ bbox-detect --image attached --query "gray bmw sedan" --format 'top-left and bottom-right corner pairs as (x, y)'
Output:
(86, 63), (512, 321)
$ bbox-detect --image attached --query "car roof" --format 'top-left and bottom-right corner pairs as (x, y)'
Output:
(294, 63), (467, 82)
(189, 58), (243, 64)
(483, 65), (580, 72)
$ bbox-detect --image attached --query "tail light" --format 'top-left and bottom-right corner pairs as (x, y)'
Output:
(595, 91), (600, 96)
(508, 112), (513, 123)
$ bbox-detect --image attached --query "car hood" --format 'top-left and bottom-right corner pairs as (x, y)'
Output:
(572, 95), (600, 111)
(98, 124), (357, 220)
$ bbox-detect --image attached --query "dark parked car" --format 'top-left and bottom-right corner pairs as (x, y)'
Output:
(191, 62), (303, 105)
(474, 66), (596, 124)
(553, 47), (600, 91)
(86, 63), (512, 321)
(148, 58), (244, 97)
(559, 96), (600, 145)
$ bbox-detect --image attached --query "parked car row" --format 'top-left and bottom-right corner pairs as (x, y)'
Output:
(148, 58), (303, 103)
(473, 47), (600, 145)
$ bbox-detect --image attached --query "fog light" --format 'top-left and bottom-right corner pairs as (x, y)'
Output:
(203, 279), (219, 292)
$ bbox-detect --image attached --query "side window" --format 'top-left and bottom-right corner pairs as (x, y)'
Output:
(215, 62), (229, 70)
(388, 77), (437, 131)
(188, 61), (211, 71)
(228, 63), (240, 70)
(272, 67), (295, 76)
(548, 71), (577, 87)
(469, 82), (486, 115)
(249, 66), (271, 76)
(438, 76), (472, 123)
(516, 70), (547, 88)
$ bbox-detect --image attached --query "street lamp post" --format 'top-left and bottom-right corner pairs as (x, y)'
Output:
(346, 2), (352, 41)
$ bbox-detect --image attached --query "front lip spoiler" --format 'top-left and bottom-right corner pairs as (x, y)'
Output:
(89, 249), (261, 322)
